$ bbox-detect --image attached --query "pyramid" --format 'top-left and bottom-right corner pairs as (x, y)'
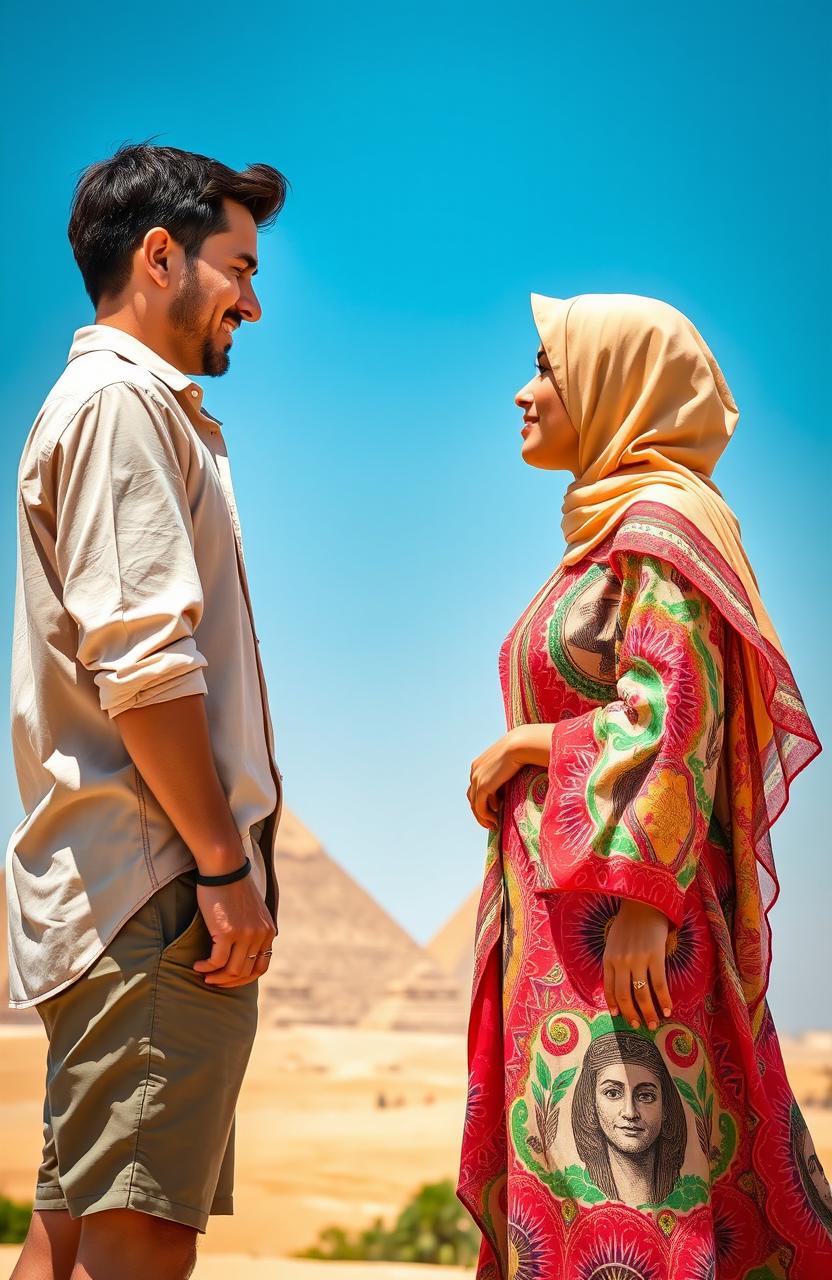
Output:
(426, 886), (480, 1003)
(257, 809), (428, 1027)
(360, 956), (468, 1033)
(0, 808), (429, 1028)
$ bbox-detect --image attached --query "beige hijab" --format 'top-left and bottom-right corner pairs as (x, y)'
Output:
(531, 291), (784, 657)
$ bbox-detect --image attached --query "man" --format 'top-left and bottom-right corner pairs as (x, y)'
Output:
(7, 143), (287, 1280)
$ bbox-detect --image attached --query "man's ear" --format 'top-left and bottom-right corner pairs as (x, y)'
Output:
(141, 227), (177, 290)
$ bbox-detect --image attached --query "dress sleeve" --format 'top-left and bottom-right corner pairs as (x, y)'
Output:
(536, 552), (725, 926)
(50, 382), (209, 718)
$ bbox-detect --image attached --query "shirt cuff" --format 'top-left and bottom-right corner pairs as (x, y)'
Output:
(103, 666), (208, 719)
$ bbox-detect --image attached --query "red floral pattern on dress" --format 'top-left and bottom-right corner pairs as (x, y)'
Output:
(458, 516), (831, 1280)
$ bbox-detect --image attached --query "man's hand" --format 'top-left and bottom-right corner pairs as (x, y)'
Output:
(603, 898), (673, 1031)
(193, 874), (276, 988)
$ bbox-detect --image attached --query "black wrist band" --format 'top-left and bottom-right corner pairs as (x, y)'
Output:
(195, 856), (252, 887)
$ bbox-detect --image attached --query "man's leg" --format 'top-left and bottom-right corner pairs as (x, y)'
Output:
(70, 1210), (197, 1280)
(10, 1208), (81, 1280)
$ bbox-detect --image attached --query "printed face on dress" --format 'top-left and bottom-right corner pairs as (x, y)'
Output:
(594, 1063), (663, 1157)
(514, 346), (580, 473)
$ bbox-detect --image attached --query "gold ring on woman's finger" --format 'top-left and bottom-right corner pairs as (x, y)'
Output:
(633, 978), (648, 990)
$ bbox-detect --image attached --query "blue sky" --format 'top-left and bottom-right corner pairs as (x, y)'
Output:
(1, 2), (828, 1032)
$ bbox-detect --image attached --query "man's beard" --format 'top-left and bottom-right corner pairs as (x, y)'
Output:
(169, 259), (230, 378)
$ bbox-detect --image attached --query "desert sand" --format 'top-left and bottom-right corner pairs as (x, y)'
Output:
(0, 1248), (465, 1279)
(0, 1023), (470, 1261)
(2, 1020), (831, 1275)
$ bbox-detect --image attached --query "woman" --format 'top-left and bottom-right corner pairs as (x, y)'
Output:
(458, 293), (831, 1279)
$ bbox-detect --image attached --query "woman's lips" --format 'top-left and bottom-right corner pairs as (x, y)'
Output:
(521, 419), (536, 438)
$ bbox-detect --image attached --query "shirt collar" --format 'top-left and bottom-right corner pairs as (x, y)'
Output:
(67, 324), (222, 426)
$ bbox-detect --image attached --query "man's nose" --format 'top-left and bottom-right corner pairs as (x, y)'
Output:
(238, 286), (262, 324)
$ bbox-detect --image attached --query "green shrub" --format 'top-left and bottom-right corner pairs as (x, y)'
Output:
(296, 1178), (479, 1266)
(0, 1194), (32, 1244)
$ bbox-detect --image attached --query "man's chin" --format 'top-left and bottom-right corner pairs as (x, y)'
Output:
(200, 340), (231, 378)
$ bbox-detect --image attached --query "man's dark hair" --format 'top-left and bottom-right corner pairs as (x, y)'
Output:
(68, 142), (288, 305)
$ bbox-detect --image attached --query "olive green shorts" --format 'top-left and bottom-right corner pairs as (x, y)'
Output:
(32, 868), (259, 1233)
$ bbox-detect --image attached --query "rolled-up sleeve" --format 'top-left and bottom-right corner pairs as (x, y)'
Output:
(51, 382), (208, 718)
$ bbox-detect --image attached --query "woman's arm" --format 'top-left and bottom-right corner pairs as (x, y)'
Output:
(468, 721), (674, 1030)
(467, 552), (725, 1034)
(467, 723), (555, 829)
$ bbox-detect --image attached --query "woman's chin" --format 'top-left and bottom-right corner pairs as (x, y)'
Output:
(520, 438), (559, 470)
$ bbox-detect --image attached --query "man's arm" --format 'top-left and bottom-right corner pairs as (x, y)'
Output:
(116, 693), (275, 988)
(116, 692), (246, 876)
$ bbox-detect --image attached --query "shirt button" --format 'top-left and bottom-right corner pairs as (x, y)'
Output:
(190, 389), (198, 398)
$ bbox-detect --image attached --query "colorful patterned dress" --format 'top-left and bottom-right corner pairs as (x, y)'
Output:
(458, 503), (832, 1280)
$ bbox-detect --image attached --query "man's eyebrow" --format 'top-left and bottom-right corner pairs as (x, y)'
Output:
(233, 251), (258, 274)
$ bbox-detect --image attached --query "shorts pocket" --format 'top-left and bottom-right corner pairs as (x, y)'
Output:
(157, 871), (206, 960)
(161, 907), (205, 959)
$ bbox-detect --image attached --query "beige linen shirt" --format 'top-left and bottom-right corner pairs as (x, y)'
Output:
(5, 325), (282, 1007)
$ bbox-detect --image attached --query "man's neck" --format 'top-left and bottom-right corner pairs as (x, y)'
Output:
(93, 305), (188, 375)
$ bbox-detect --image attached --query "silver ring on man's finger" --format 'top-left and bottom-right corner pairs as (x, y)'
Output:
(247, 952), (273, 959)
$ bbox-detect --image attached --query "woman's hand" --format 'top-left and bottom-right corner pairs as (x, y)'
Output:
(603, 899), (673, 1031)
(467, 724), (554, 830)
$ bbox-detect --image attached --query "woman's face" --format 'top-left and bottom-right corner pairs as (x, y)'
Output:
(594, 1063), (663, 1157)
(514, 346), (580, 473)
